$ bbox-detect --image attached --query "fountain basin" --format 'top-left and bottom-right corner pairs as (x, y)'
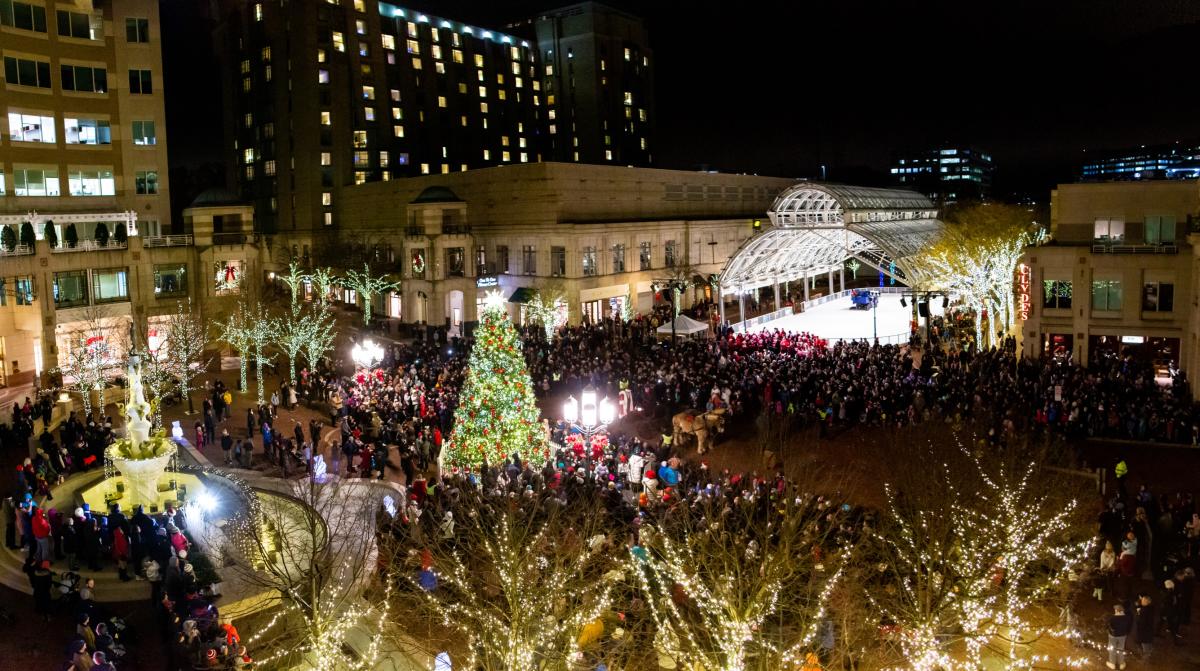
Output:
(105, 441), (178, 509)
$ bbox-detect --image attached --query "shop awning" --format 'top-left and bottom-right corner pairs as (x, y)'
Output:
(509, 287), (536, 303)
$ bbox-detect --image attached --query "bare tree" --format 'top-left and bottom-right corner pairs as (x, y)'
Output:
(221, 478), (394, 670)
(162, 299), (214, 415)
(386, 488), (624, 671)
(865, 436), (1095, 670)
(53, 306), (130, 418)
(632, 491), (850, 671)
(218, 301), (254, 394)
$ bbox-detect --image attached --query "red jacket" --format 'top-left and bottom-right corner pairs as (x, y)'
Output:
(112, 528), (129, 560)
(31, 509), (50, 539)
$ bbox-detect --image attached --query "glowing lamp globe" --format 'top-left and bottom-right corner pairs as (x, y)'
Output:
(598, 397), (616, 426)
(563, 395), (579, 424)
(580, 386), (599, 428)
(351, 339), (384, 368)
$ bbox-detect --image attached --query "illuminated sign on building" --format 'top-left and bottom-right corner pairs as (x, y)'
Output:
(476, 275), (498, 288)
(1016, 263), (1031, 320)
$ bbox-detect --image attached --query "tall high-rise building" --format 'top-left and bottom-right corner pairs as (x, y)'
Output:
(1, 0), (172, 234)
(520, 2), (654, 165)
(890, 146), (993, 202)
(212, 0), (654, 234)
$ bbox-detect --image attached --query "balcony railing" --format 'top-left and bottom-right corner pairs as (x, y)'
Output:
(1091, 243), (1178, 255)
(143, 234), (194, 247)
(51, 239), (128, 253)
(0, 244), (34, 256)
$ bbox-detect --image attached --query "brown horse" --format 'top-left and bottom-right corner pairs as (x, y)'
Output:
(671, 408), (728, 454)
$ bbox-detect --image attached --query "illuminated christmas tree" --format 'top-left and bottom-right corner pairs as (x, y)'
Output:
(446, 291), (548, 468)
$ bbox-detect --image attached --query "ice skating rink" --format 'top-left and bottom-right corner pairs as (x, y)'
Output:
(745, 293), (944, 343)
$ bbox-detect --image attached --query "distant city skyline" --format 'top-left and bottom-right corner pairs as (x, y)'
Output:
(163, 0), (1200, 202)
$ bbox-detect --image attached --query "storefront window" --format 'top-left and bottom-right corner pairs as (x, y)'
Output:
(92, 267), (129, 303)
(154, 264), (187, 297)
(1042, 280), (1071, 309)
(1142, 282), (1174, 312)
(215, 260), (242, 296)
(54, 270), (88, 307)
(1091, 280), (1122, 312)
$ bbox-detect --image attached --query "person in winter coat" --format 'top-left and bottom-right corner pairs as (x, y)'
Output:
(111, 526), (130, 581)
(68, 638), (93, 671)
(1134, 593), (1155, 656)
(61, 516), (79, 570)
(1107, 603), (1131, 670)
(31, 507), (51, 562)
(25, 558), (53, 619)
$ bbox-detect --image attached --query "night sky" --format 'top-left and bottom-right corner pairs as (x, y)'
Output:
(163, 0), (1200, 202)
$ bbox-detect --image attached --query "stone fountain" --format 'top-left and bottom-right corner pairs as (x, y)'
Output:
(105, 355), (177, 507)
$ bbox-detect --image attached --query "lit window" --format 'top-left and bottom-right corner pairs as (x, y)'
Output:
(432, 45), (442, 60)
(549, 124), (556, 134)
(623, 47), (631, 61)
(411, 57), (422, 69)
(483, 149), (490, 160)
(359, 42), (368, 57)
(364, 107), (375, 121)
(545, 64), (553, 76)
(452, 49), (463, 63)
(381, 34), (395, 50)
(254, 3), (263, 21)
(639, 108), (647, 122)
(379, 151), (389, 167)
(382, 171), (391, 181)
(605, 150), (613, 161)
(324, 212), (332, 226)
(519, 137), (526, 148)
(441, 164), (449, 174)
(420, 163), (430, 174)
(243, 148), (255, 164)
(7, 113), (57, 143)
(332, 32), (345, 51)
(356, 19), (365, 35)
(393, 125), (404, 137)
(458, 82), (467, 93)
(510, 46), (520, 60)
(438, 96), (447, 108)
(354, 0), (364, 10)
(130, 120), (153, 145)
(407, 39), (419, 54)
(640, 137), (647, 150)
(390, 89), (400, 101)
(353, 130), (368, 147)
(261, 46), (272, 62)
(480, 102), (488, 113)
(407, 22), (417, 38)
(241, 59), (250, 74)
(498, 90), (506, 100)
(502, 151), (510, 162)
(460, 116), (467, 127)
(318, 69), (329, 84)
(623, 91), (633, 106)
(435, 62), (445, 74)
(355, 171), (368, 185)
(317, 49), (326, 63)
(520, 152), (527, 163)
(600, 59), (606, 71)
(263, 160), (276, 176)
(362, 85), (375, 100)
(68, 169), (116, 196)
(501, 136), (510, 147)
(353, 150), (369, 165)
(320, 152), (331, 165)
(515, 76), (523, 88)
(135, 170), (159, 193)
(243, 113), (253, 128)
(320, 111), (331, 125)
(474, 54), (484, 67)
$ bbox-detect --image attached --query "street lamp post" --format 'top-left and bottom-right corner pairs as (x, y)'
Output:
(562, 384), (616, 441)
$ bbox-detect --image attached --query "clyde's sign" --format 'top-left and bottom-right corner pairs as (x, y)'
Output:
(1016, 263), (1031, 321)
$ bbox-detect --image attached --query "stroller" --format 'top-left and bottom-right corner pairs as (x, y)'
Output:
(54, 570), (82, 614)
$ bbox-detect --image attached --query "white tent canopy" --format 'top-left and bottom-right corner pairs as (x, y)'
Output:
(657, 314), (710, 337)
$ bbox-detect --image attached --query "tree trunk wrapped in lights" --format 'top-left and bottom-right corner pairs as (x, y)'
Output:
(340, 262), (400, 325)
(866, 437), (1095, 670)
(53, 307), (127, 418)
(445, 292), (548, 468)
(162, 299), (213, 415)
(225, 478), (394, 671)
(385, 489), (624, 671)
(219, 302), (254, 394)
(631, 493), (848, 671)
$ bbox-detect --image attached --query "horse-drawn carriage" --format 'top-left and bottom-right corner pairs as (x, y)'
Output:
(671, 408), (728, 454)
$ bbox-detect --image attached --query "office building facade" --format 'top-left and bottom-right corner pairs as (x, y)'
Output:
(1018, 180), (1199, 391)
(890, 146), (994, 202)
(0, 0), (175, 387)
(1079, 141), (1200, 182)
(213, 0), (654, 234)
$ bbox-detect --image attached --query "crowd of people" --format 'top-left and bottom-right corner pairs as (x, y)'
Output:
(1, 300), (1199, 667)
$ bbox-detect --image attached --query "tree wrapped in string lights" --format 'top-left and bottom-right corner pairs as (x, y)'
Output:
(54, 307), (127, 418)
(161, 299), (212, 414)
(631, 492), (848, 671)
(340, 262), (400, 325)
(445, 291), (548, 468)
(218, 302), (253, 394)
(226, 478), (394, 671)
(386, 490), (623, 671)
(867, 437), (1095, 671)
